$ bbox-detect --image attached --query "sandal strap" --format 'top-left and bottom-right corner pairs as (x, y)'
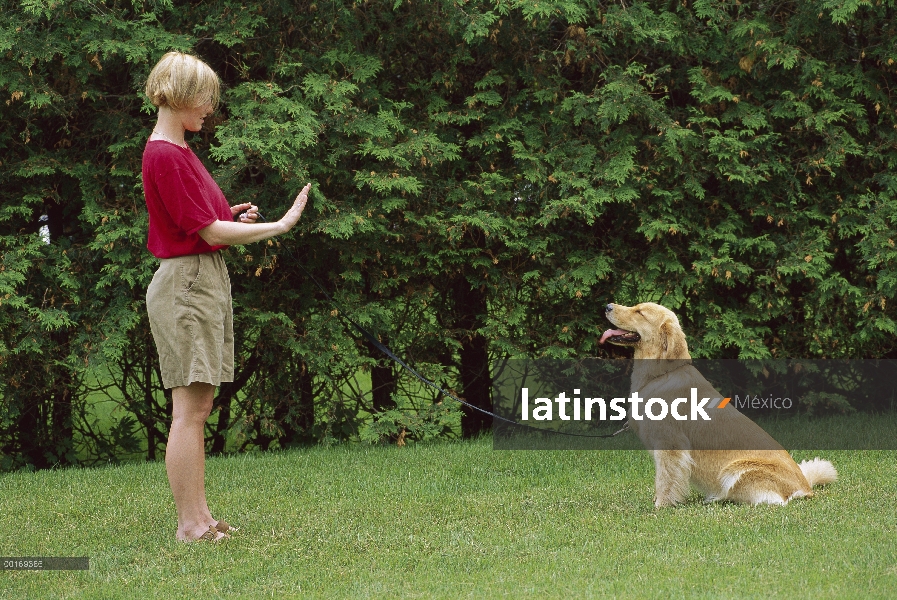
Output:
(215, 520), (238, 533)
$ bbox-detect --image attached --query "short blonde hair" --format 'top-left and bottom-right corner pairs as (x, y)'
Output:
(145, 51), (220, 110)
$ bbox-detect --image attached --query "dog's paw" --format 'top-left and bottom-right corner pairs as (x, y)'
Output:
(654, 496), (678, 508)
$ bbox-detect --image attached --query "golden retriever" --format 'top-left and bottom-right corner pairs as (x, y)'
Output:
(601, 302), (837, 507)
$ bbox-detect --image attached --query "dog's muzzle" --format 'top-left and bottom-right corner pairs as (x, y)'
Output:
(601, 304), (641, 345)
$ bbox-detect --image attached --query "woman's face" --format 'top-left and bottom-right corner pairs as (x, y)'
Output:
(177, 99), (214, 132)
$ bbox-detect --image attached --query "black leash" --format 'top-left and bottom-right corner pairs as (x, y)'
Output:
(238, 210), (630, 440)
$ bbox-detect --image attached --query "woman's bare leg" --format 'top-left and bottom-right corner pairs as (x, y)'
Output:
(166, 382), (222, 541)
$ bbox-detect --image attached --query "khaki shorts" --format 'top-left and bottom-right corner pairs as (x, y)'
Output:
(146, 251), (234, 389)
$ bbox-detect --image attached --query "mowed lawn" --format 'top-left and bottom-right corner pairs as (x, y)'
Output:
(1, 432), (895, 599)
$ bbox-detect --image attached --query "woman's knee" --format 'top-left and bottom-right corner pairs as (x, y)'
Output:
(172, 382), (215, 421)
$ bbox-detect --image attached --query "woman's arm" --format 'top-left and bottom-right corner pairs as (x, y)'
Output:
(198, 220), (288, 246)
(198, 183), (310, 246)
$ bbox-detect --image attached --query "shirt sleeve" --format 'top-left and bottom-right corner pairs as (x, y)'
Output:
(154, 166), (222, 236)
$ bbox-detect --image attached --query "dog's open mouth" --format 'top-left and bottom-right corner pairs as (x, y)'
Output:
(599, 328), (641, 345)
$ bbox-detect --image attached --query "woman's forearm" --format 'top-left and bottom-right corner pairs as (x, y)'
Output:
(198, 219), (287, 246)
(198, 183), (311, 247)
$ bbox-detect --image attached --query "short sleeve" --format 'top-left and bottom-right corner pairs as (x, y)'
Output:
(154, 167), (221, 235)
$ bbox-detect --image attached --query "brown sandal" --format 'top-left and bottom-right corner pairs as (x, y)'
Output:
(197, 526), (222, 542)
(215, 520), (238, 534)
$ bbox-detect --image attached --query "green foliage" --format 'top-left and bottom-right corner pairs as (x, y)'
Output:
(359, 401), (462, 446)
(2, 0), (897, 469)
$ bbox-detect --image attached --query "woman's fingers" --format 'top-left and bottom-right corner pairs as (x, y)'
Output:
(294, 184), (311, 211)
(281, 183), (312, 230)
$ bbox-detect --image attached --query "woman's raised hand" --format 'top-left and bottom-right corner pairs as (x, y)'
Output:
(279, 183), (311, 233)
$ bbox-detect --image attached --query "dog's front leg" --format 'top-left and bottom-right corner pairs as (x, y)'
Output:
(652, 450), (693, 507)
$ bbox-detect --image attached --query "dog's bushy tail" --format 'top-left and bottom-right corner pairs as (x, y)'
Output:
(799, 457), (838, 487)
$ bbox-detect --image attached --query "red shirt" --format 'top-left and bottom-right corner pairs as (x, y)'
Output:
(143, 140), (231, 258)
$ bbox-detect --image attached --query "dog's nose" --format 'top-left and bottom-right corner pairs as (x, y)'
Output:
(605, 304), (614, 313)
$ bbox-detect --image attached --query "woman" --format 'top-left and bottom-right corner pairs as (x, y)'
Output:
(143, 51), (310, 541)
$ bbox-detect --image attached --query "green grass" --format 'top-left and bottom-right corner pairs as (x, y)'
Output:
(1, 431), (895, 598)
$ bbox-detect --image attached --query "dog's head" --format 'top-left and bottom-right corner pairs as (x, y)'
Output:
(600, 302), (689, 360)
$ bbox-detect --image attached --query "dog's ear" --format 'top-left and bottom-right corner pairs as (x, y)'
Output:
(659, 319), (687, 360)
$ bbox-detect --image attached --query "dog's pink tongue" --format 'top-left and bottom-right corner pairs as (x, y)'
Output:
(599, 329), (628, 344)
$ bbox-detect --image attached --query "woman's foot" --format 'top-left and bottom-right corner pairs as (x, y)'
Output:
(178, 524), (227, 542)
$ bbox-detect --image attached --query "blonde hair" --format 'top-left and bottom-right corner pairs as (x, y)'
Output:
(145, 51), (220, 110)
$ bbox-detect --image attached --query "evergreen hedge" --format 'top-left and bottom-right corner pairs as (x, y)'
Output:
(2, 0), (895, 469)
